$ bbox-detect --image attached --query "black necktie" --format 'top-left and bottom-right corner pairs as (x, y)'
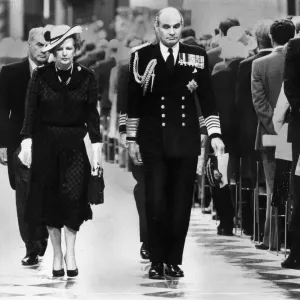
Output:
(166, 48), (174, 75)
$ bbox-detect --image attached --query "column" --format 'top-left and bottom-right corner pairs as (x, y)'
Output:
(54, 0), (66, 25)
(8, 0), (24, 39)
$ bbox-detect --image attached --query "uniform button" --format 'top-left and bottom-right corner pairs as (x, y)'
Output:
(182, 114), (185, 117)
(181, 105), (185, 109)
(182, 123), (186, 126)
(161, 105), (165, 109)
(162, 123), (166, 127)
(162, 114), (165, 118)
(182, 96), (185, 100)
(161, 96), (165, 100)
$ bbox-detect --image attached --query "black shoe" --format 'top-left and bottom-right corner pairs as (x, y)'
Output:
(66, 269), (78, 277)
(64, 257), (78, 277)
(21, 253), (38, 266)
(52, 269), (65, 277)
(149, 262), (164, 280)
(140, 243), (150, 260)
(217, 227), (233, 236)
(281, 256), (300, 270)
(255, 243), (269, 250)
(38, 239), (48, 257)
(165, 264), (184, 278)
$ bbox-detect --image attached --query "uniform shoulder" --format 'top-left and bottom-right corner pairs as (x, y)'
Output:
(181, 43), (207, 56)
(130, 42), (151, 53)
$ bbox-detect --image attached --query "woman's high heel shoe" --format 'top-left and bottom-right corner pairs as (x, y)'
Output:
(52, 269), (65, 277)
(64, 256), (78, 277)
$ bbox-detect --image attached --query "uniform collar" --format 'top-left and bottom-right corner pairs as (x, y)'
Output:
(159, 41), (180, 63)
(272, 45), (285, 52)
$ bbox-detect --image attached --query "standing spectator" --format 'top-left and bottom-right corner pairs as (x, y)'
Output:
(211, 40), (248, 235)
(251, 19), (295, 250)
(281, 36), (300, 269)
(0, 27), (49, 266)
(207, 18), (240, 73)
(236, 20), (273, 235)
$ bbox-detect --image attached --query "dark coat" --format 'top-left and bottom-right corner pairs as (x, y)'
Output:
(0, 58), (31, 148)
(284, 38), (300, 146)
(127, 42), (220, 157)
(207, 46), (222, 74)
(91, 58), (116, 117)
(236, 50), (272, 154)
(211, 59), (242, 154)
(0, 58), (31, 189)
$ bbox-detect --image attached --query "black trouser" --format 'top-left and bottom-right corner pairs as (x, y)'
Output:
(9, 147), (48, 256)
(289, 143), (300, 234)
(142, 153), (197, 265)
(131, 162), (148, 245)
(212, 185), (235, 229)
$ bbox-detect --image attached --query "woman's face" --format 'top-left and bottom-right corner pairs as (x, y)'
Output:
(54, 37), (76, 69)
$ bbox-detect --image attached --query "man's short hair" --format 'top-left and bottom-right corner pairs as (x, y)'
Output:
(253, 20), (273, 49)
(219, 18), (240, 36)
(28, 27), (44, 43)
(154, 7), (184, 27)
(270, 19), (295, 45)
(181, 27), (196, 39)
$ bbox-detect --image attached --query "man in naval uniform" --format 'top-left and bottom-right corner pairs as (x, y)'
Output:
(127, 7), (224, 279)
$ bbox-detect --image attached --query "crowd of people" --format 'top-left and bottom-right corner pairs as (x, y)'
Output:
(1, 5), (300, 281)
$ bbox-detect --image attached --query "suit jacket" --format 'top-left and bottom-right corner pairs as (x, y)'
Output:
(211, 59), (242, 154)
(251, 47), (285, 150)
(0, 58), (31, 148)
(212, 60), (225, 75)
(236, 49), (272, 154)
(127, 42), (220, 157)
(284, 38), (300, 146)
(207, 46), (222, 74)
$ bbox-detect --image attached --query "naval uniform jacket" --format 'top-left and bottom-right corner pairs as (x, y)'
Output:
(126, 42), (220, 157)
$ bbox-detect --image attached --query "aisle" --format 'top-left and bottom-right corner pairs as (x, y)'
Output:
(0, 163), (300, 299)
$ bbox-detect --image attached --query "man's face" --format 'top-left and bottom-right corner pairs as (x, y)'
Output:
(156, 10), (182, 47)
(28, 34), (49, 65)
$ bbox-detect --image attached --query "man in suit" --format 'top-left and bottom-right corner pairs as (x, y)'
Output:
(207, 17), (240, 73)
(236, 20), (273, 235)
(251, 19), (295, 250)
(127, 7), (224, 279)
(0, 27), (50, 265)
(282, 34), (300, 269)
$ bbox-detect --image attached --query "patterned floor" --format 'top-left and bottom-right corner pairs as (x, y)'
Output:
(1, 162), (300, 299)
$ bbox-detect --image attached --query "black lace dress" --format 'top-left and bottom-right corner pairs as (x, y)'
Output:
(21, 62), (101, 231)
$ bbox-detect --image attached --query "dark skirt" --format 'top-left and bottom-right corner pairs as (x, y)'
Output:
(24, 125), (92, 231)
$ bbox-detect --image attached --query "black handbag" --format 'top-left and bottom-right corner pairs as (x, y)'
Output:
(88, 168), (105, 205)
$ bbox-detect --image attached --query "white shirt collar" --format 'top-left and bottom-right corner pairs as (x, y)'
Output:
(159, 42), (180, 64)
(273, 45), (285, 52)
(28, 57), (38, 76)
(258, 48), (273, 53)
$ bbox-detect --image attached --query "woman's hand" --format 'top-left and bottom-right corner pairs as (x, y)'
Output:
(18, 138), (32, 168)
(91, 142), (103, 176)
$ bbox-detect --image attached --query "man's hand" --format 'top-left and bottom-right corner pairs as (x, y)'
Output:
(128, 142), (143, 165)
(0, 148), (7, 166)
(119, 132), (128, 148)
(211, 137), (225, 156)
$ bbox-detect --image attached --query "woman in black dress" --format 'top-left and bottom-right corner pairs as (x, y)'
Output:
(18, 25), (103, 277)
